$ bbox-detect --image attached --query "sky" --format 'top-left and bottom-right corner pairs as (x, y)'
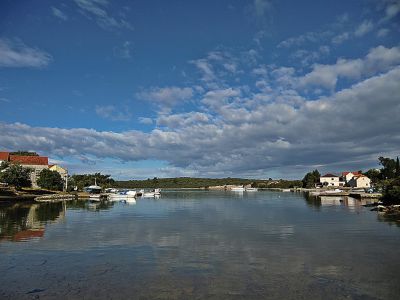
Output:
(0, 0), (399, 180)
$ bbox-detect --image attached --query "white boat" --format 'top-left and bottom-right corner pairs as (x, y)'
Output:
(231, 186), (245, 192)
(281, 189), (291, 192)
(142, 192), (156, 197)
(245, 187), (258, 192)
(142, 189), (161, 197)
(89, 194), (101, 201)
(324, 189), (343, 194)
(126, 190), (137, 197)
(108, 194), (136, 201)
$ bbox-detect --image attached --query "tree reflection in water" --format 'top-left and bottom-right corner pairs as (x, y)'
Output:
(0, 199), (115, 242)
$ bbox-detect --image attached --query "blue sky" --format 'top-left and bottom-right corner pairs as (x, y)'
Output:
(0, 0), (399, 179)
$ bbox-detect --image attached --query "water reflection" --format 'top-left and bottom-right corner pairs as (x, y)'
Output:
(304, 192), (376, 210)
(0, 202), (65, 242)
(66, 199), (115, 211)
(0, 192), (399, 299)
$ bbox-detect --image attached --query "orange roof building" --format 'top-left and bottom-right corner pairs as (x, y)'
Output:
(0, 152), (10, 161)
(9, 155), (48, 166)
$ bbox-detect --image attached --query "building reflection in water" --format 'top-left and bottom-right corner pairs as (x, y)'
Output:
(303, 193), (376, 211)
(0, 200), (115, 242)
(0, 202), (65, 242)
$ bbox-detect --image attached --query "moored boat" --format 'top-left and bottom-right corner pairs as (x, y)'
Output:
(231, 186), (245, 192)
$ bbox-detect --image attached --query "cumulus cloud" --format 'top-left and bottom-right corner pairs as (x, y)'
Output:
(73, 0), (133, 30)
(0, 38), (52, 68)
(137, 87), (193, 111)
(157, 112), (210, 128)
(298, 45), (400, 89)
(2, 66), (399, 177)
(138, 117), (153, 125)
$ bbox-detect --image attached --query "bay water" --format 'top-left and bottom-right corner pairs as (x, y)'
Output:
(1, 190), (399, 299)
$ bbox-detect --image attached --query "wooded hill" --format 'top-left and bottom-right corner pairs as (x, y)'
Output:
(113, 177), (301, 189)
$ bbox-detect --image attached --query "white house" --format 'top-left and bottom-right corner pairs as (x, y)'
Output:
(320, 174), (342, 187)
(348, 175), (371, 188)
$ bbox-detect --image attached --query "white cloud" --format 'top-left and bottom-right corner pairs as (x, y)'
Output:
(95, 105), (131, 121)
(157, 112), (210, 128)
(384, 1), (400, 20)
(354, 20), (374, 37)
(0, 38), (52, 68)
(190, 58), (216, 82)
(1, 67), (399, 177)
(138, 117), (153, 125)
(73, 0), (133, 30)
(51, 7), (68, 20)
(201, 88), (241, 111)
(331, 32), (350, 44)
(298, 45), (400, 89)
(137, 87), (193, 111)
(291, 46), (330, 66)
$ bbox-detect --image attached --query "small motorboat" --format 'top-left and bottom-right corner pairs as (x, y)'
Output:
(142, 189), (161, 197)
(245, 187), (258, 192)
(231, 186), (245, 192)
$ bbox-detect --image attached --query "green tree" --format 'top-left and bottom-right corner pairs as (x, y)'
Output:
(0, 161), (9, 171)
(70, 173), (115, 190)
(395, 156), (400, 177)
(378, 156), (396, 179)
(37, 169), (63, 191)
(0, 164), (32, 189)
(302, 169), (320, 188)
(382, 177), (400, 205)
(363, 169), (381, 183)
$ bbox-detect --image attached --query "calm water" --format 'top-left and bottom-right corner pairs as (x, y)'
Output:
(1, 191), (399, 299)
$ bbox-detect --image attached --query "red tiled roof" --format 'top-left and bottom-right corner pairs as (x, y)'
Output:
(353, 174), (366, 178)
(321, 173), (339, 177)
(0, 152), (10, 161)
(10, 155), (48, 165)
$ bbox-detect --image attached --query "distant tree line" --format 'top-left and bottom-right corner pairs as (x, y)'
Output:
(69, 173), (115, 191)
(113, 177), (301, 189)
(10, 151), (39, 156)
